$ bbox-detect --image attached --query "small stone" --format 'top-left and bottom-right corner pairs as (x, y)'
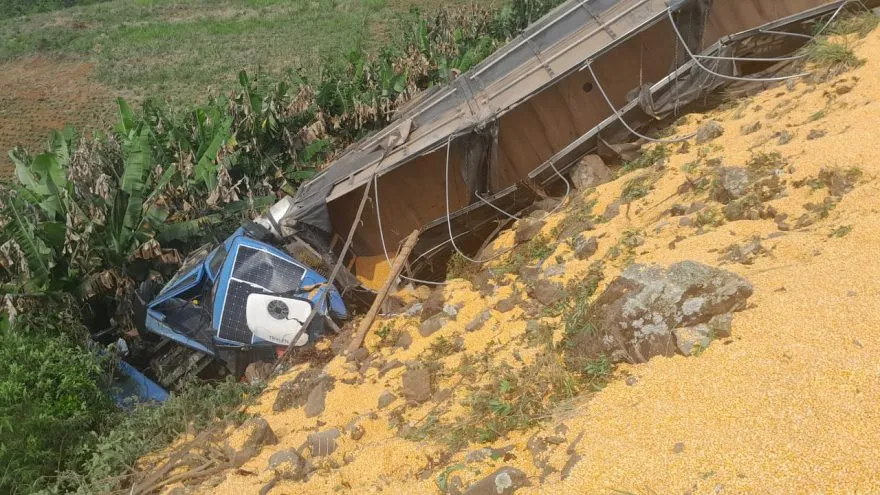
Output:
(776, 130), (793, 145)
(515, 218), (546, 244)
(529, 279), (565, 306)
(432, 388), (453, 403)
(543, 264), (566, 278)
(401, 368), (431, 403)
(462, 466), (530, 495)
(347, 422), (365, 441)
(835, 84), (852, 95)
(229, 417), (277, 462)
(465, 310), (491, 332)
(708, 313), (733, 338)
(304, 381), (329, 418)
(348, 347), (369, 363)
(443, 303), (460, 318)
(679, 216), (694, 227)
(603, 201), (621, 221)
(421, 289), (446, 322)
(377, 390), (396, 409)
(775, 214), (791, 232)
(267, 448), (306, 480)
(673, 324), (713, 355)
(806, 129), (826, 141)
(677, 141), (691, 154)
(419, 314), (448, 337)
(740, 121), (762, 135)
(853, 339), (864, 348)
(545, 435), (566, 445)
(696, 120), (724, 144)
(518, 265), (540, 284)
(570, 154), (613, 191)
(847, 290), (858, 297)
(669, 204), (687, 217)
(673, 442), (685, 454)
(404, 302), (423, 317)
(714, 167), (751, 203)
(495, 297), (518, 313)
(625, 376), (639, 386)
(244, 361), (274, 385)
(572, 235), (599, 260)
(395, 331), (413, 349)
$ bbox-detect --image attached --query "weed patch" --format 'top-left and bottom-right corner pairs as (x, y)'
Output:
(619, 144), (669, 176)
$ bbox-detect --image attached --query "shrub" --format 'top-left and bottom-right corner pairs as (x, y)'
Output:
(0, 301), (114, 494)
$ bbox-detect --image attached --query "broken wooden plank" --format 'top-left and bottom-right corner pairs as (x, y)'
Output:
(346, 229), (420, 354)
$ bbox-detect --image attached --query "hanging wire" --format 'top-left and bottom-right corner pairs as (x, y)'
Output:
(663, 0), (858, 84)
(444, 135), (520, 264)
(582, 61), (697, 143)
(474, 158), (573, 223)
(373, 174), (447, 286)
(758, 0), (867, 40)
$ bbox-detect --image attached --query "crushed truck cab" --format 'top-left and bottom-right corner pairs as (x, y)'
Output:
(138, 225), (348, 384)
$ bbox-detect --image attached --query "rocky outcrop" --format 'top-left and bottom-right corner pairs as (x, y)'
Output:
(577, 261), (752, 363)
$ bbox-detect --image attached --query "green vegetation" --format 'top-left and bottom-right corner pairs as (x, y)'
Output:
(0, 0), (107, 19)
(805, 38), (863, 73)
(802, 12), (880, 76)
(492, 234), (555, 275)
(0, 299), (260, 494)
(823, 11), (880, 38)
(619, 144), (669, 176)
(0, 0), (568, 490)
(0, 303), (113, 493)
(829, 225), (853, 238)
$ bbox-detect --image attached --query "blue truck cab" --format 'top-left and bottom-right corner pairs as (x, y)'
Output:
(138, 226), (348, 382)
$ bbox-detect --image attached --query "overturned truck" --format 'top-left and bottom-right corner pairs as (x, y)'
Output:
(263, 0), (876, 286)
(140, 0), (876, 388)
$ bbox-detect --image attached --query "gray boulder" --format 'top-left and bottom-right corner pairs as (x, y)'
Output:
(740, 121), (762, 135)
(377, 390), (397, 409)
(714, 167), (751, 203)
(529, 279), (565, 306)
(420, 314), (449, 337)
(515, 218), (546, 244)
(401, 368), (432, 403)
(465, 309), (492, 332)
(570, 154), (613, 191)
(586, 261), (752, 363)
(572, 235), (598, 260)
(696, 120), (724, 144)
(304, 380), (329, 418)
(267, 448), (306, 480)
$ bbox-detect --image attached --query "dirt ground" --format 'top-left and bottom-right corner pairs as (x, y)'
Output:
(0, 56), (117, 178)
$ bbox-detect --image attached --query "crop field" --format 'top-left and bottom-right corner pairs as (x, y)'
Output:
(0, 0), (492, 176)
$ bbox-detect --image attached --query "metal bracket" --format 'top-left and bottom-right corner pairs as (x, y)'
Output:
(526, 38), (556, 78)
(579, 0), (617, 39)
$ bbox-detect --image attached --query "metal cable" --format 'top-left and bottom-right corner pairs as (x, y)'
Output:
(583, 61), (697, 144)
(373, 174), (447, 286)
(444, 136), (517, 264)
(664, 2), (858, 84)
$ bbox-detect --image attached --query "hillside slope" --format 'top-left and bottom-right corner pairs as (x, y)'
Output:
(147, 23), (880, 495)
